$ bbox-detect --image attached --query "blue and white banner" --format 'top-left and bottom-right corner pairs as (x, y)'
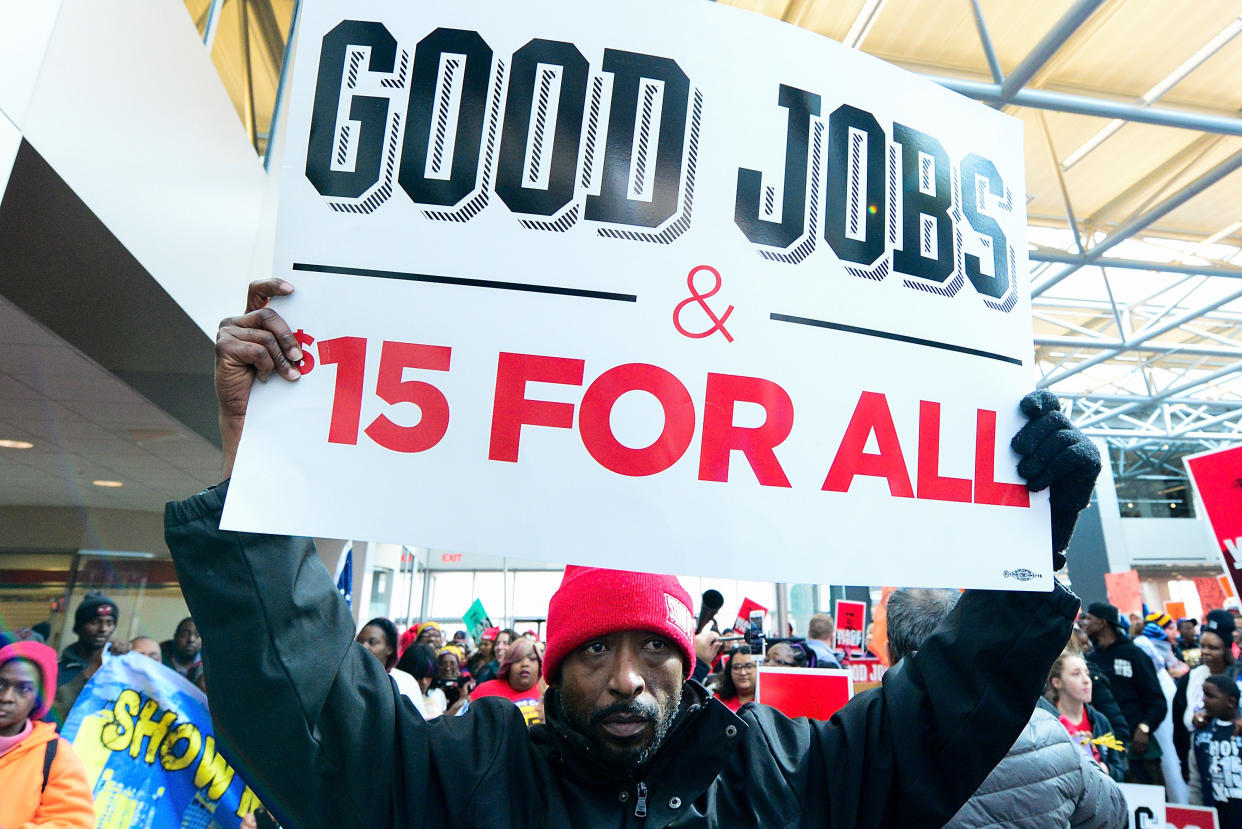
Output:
(62, 652), (260, 829)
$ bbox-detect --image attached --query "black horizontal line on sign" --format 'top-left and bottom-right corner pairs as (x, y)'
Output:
(292, 262), (638, 303)
(769, 313), (1024, 366)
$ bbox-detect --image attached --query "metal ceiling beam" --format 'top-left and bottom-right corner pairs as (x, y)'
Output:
(1032, 146), (1242, 296)
(927, 76), (1242, 137)
(1073, 358), (1242, 427)
(969, 0), (1004, 85)
(1081, 428), (1242, 441)
(1085, 134), (1225, 229)
(1034, 337), (1242, 359)
(998, 0), (1106, 101)
(1057, 393), (1242, 408)
(1029, 251), (1242, 279)
(1037, 284), (1242, 386)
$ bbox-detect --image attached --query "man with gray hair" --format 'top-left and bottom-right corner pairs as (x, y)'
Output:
(885, 587), (1126, 828)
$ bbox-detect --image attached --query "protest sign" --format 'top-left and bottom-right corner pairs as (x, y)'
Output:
(1164, 601), (1188, 621)
(223, 0), (1048, 589)
(463, 597), (491, 639)
(848, 655), (886, 691)
(834, 599), (866, 652)
(61, 652), (258, 829)
(1166, 804), (1220, 829)
(1197, 575), (1227, 614)
(1186, 446), (1242, 599)
(757, 667), (852, 720)
(1105, 570), (1143, 619)
(734, 597), (768, 632)
(1118, 783), (1165, 829)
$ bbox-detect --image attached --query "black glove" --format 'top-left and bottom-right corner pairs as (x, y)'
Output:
(1010, 390), (1102, 569)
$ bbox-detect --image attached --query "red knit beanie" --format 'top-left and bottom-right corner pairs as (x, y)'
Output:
(543, 565), (696, 682)
(0, 640), (58, 720)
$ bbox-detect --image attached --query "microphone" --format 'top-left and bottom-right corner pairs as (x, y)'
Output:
(697, 589), (724, 634)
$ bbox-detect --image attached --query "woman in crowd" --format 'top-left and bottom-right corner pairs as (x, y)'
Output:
(416, 621), (444, 650)
(0, 639), (94, 828)
(395, 643), (446, 719)
(713, 647), (758, 712)
(1180, 614), (1241, 732)
(433, 645), (471, 716)
(468, 627), (498, 682)
(1046, 649), (1126, 781)
(355, 617), (424, 707)
(473, 637), (545, 726)
(1176, 612), (1240, 767)
(1177, 610), (1242, 805)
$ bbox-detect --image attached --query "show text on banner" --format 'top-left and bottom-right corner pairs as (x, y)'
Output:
(222, 0), (1050, 589)
(61, 652), (257, 829)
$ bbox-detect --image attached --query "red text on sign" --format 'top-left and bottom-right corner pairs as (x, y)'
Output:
(488, 353), (793, 483)
(317, 336), (452, 453)
(822, 392), (1029, 507)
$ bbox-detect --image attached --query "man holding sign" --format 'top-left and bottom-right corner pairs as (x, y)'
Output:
(165, 278), (1099, 828)
(169, 2), (1106, 825)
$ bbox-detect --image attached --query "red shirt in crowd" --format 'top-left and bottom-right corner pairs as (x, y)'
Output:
(473, 679), (543, 726)
(1058, 709), (1100, 762)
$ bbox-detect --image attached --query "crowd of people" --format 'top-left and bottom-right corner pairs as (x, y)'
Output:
(8, 568), (1242, 827)
(352, 619), (548, 725)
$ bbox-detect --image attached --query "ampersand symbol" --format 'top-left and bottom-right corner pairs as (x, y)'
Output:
(673, 265), (734, 342)
(295, 329), (316, 375)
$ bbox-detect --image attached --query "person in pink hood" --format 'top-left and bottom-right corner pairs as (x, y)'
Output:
(0, 639), (95, 828)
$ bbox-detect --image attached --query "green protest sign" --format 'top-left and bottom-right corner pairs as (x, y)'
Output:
(463, 599), (491, 640)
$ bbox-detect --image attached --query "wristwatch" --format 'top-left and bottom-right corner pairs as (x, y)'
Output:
(1137, 723), (1151, 734)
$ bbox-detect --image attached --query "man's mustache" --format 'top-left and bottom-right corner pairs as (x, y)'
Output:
(590, 699), (659, 727)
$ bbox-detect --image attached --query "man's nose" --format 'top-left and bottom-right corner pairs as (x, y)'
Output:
(607, 646), (645, 699)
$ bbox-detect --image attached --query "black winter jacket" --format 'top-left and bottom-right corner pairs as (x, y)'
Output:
(165, 482), (1078, 829)
(1085, 637), (1167, 741)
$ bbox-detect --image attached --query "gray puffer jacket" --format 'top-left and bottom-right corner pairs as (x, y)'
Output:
(944, 706), (1127, 828)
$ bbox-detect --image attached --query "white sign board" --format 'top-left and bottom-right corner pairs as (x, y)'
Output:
(1119, 783), (1166, 829)
(223, 0), (1051, 589)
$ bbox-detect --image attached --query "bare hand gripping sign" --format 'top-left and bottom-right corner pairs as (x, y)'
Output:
(223, 0), (1051, 589)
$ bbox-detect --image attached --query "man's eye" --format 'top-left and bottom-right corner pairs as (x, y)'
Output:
(646, 639), (667, 651)
(585, 642), (606, 654)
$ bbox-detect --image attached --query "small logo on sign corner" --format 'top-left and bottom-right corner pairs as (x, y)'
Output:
(1003, 569), (1038, 582)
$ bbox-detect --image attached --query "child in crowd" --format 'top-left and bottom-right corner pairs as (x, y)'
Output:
(0, 639), (95, 828)
(1192, 675), (1242, 828)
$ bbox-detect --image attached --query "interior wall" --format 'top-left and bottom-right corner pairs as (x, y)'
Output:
(0, 504), (167, 553)
(13, 0), (268, 337)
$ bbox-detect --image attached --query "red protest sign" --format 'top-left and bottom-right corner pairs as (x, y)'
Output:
(1104, 570), (1142, 619)
(848, 656), (887, 689)
(1186, 446), (1242, 599)
(1197, 576), (1228, 614)
(757, 668), (853, 721)
(834, 600), (867, 652)
(1166, 804), (1219, 829)
(733, 598), (768, 632)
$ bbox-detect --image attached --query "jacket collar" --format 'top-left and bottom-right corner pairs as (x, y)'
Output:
(531, 679), (747, 793)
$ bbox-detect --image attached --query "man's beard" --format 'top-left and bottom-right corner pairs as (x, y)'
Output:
(558, 689), (681, 774)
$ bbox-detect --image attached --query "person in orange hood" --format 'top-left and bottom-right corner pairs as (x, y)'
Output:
(0, 639), (95, 828)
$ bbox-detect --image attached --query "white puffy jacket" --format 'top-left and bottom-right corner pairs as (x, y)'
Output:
(944, 705), (1128, 828)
